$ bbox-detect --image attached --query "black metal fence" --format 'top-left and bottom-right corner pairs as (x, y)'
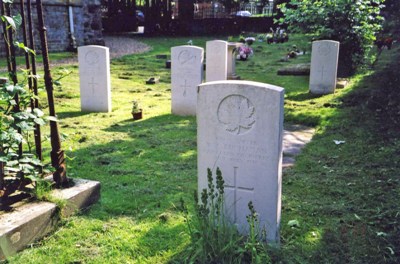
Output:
(0, 0), (67, 208)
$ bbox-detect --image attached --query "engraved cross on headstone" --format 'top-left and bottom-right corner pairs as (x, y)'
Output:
(318, 65), (326, 81)
(88, 77), (98, 94)
(224, 166), (254, 223)
(180, 79), (190, 97)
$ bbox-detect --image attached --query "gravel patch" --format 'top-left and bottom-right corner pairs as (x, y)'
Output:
(104, 35), (151, 59)
(0, 35), (151, 72)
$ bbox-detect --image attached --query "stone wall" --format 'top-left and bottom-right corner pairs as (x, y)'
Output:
(0, 0), (103, 55)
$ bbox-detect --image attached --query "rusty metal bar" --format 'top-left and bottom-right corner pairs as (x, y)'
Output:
(0, 161), (3, 191)
(36, 0), (68, 186)
(4, 2), (23, 158)
(26, 0), (43, 162)
(0, 2), (7, 192)
(1, 2), (11, 74)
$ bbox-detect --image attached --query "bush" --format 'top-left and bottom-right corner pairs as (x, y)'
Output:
(277, 0), (385, 76)
(180, 168), (271, 263)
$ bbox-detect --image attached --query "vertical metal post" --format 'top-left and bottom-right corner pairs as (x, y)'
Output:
(0, 161), (4, 191)
(20, 0), (42, 164)
(0, 2), (8, 192)
(3, 2), (23, 157)
(27, 0), (43, 161)
(36, 0), (68, 186)
(1, 2), (12, 74)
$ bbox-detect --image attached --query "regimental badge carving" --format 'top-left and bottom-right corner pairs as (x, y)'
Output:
(178, 50), (196, 65)
(317, 43), (331, 56)
(85, 50), (99, 65)
(217, 95), (256, 135)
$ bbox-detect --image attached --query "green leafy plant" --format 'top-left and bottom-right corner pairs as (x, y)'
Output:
(181, 168), (271, 263)
(0, 82), (46, 186)
(0, 7), (49, 201)
(181, 168), (243, 263)
(243, 201), (271, 264)
(277, 0), (385, 75)
(131, 100), (141, 114)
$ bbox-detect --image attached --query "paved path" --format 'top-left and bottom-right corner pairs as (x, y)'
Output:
(282, 124), (315, 169)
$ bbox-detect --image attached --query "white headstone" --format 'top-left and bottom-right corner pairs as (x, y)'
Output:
(197, 80), (284, 242)
(227, 43), (241, 80)
(309, 40), (340, 95)
(171, 45), (204, 116)
(78, 45), (111, 112)
(206, 40), (228, 82)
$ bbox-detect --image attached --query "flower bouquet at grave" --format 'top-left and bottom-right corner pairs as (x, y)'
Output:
(266, 33), (274, 44)
(237, 45), (254, 61)
(245, 37), (255, 46)
(256, 34), (265, 42)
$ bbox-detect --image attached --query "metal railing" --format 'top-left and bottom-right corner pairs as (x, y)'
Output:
(0, 0), (67, 208)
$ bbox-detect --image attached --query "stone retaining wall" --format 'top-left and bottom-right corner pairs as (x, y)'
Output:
(0, 0), (103, 55)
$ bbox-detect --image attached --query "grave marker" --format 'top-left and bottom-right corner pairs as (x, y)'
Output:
(78, 45), (111, 112)
(227, 43), (242, 80)
(206, 40), (228, 82)
(309, 40), (340, 95)
(197, 80), (284, 242)
(171, 45), (204, 116)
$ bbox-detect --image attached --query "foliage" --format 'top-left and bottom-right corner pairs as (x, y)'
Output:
(237, 45), (254, 61)
(0, 3), (47, 200)
(181, 168), (243, 263)
(243, 201), (271, 263)
(277, 0), (385, 76)
(131, 100), (141, 114)
(0, 82), (45, 184)
(180, 168), (271, 263)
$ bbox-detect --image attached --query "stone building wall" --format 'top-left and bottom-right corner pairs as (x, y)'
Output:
(0, 0), (103, 55)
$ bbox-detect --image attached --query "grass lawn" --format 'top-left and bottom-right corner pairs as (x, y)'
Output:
(4, 34), (400, 263)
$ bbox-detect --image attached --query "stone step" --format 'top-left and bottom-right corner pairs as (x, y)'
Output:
(0, 178), (100, 260)
(282, 125), (315, 169)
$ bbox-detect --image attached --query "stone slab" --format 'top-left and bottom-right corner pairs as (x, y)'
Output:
(171, 45), (204, 116)
(309, 40), (340, 95)
(282, 125), (315, 170)
(51, 178), (101, 217)
(277, 63), (310, 76)
(197, 80), (284, 242)
(336, 78), (349, 88)
(206, 40), (228, 82)
(227, 42), (242, 80)
(0, 178), (100, 260)
(78, 45), (111, 112)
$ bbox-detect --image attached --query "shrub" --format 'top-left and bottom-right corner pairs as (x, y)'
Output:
(180, 168), (271, 263)
(277, 0), (385, 76)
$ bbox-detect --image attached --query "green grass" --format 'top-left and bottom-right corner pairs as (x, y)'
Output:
(0, 52), (75, 69)
(5, 34), (400, 263)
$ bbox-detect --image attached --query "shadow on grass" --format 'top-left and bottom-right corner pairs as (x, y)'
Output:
(287, 91), (325, 101)
(69, 113), (197, 219)
(276, 47), (400, 263)
(57, 111), (93, 120)
(56, 47), (400, 263)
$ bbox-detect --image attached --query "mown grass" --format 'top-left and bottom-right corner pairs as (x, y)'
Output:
(3, 34), (399, 263)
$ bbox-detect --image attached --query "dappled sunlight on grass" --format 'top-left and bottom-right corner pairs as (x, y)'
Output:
(179, 150), (196, 160)
(6, 35), (400, 263)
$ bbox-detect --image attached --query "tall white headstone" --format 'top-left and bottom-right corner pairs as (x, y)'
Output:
(171, 45), (204, 116)
(78, 45), (111, 112)
(227, 42), (241, 80)
(197, 80), (284, 242)
(206, 40), (228, 82)
(309, 40), (340, 95)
